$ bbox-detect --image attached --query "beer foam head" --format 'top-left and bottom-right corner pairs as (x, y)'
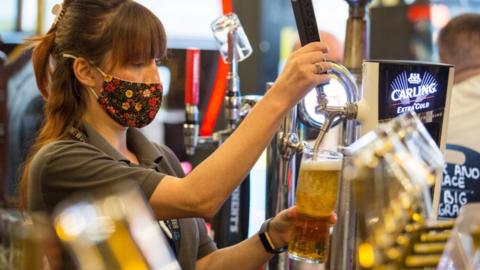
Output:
(301, 158), (342, 171)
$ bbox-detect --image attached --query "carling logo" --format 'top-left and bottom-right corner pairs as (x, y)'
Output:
(390, 72), (438, 104)
(408, 73), (421, 84)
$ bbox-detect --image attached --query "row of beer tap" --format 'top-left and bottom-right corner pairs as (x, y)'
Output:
(347, 112), (453, 269)
(182, 0), (370, 157)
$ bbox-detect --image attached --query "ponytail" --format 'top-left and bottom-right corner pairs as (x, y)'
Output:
(30, 28), (57, 99)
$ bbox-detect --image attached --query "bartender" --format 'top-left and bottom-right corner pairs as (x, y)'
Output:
(21, 0), (335, 269)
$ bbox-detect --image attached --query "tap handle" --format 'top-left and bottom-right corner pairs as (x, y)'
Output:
(185, 48), (201, 106)
(291, 0), (320, 46)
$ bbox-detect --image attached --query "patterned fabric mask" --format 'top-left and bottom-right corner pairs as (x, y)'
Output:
(63, 53), (163, 128)
(90, 68), (163, 128)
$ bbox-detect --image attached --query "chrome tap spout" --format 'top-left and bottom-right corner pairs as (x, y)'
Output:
(296, 62), (360, 153)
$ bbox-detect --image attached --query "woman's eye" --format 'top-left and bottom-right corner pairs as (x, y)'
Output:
(131, 63), (146, 68)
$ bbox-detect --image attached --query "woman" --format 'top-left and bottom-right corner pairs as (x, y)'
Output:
(22, 0), (334, 269)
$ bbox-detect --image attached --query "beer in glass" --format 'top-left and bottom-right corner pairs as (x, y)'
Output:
(288, 148), (342, 263)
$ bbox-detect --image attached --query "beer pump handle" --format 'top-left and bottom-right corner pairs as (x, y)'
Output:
(185, 48), (201, 106)
(184, 48), (201, 156)
(291, 0), (321, 46)
(292, 0), (338, 151)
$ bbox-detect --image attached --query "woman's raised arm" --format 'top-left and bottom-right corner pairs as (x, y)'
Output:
(149, 42), (332, 219)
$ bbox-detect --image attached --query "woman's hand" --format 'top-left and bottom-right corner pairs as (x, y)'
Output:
(196, 207), (336, 270)
(267, 207), (337, 249)
(268, 41), (333, 108)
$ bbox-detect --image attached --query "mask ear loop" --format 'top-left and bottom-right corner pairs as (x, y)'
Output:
(62, 53), (77, 60)
(63, 53), (108, 76)
(87, 87), (100, 99)
(63, 53), (102, 99)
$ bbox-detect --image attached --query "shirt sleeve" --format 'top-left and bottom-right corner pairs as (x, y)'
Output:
(33, 140), (165, 211)
(195, 218), (217, 259)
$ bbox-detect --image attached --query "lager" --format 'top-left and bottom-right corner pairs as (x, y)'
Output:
(288, 151), (342, 263)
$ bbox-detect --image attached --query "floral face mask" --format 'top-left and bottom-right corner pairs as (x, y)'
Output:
(64, 54), (163, 128)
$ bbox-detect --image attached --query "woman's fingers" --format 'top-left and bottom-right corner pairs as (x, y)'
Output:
(284, 207), (297, 220)
(282, 207), (336, 225)
(295, 51), (329, 65)
(269, 40), (334, 106)
(329, 213), (338, 224)
(311, 61), (333, 74)
(314, 73), (334, 86)
(291, 41), (329, 56)
(272, 207), (296, 225)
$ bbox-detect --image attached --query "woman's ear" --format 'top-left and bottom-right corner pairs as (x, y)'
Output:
(72, 57), (100, 88)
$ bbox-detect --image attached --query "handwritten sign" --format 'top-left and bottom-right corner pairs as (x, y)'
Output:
(437, 144), (480, 219)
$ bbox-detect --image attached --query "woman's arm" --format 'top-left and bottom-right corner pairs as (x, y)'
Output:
(196, 233), (275, 270)
(149, 42), (332, 219)
(195, 208), (336, 270)
(195, 208), (294, 270)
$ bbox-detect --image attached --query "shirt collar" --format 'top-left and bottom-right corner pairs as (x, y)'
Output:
(127, 128), (164, 165)
(82, 123), (164, 165)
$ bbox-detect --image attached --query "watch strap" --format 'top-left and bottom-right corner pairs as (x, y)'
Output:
(258, 218), (287, 254)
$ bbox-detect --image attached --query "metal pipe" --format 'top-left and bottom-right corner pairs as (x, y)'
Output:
(266, 82), (301, 223)
(225, 31), (242, 130)
(266, 102), (301, 270)
(327, 2), (369, 268)
(343, 0), (369, 87)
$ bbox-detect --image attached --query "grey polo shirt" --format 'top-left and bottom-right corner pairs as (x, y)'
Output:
(27, 123), (217, 270)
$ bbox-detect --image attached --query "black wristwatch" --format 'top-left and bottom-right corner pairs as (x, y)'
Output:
(258, 218), (288, 254)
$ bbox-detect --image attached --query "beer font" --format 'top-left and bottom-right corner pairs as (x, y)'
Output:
(345, 112), (452, 269)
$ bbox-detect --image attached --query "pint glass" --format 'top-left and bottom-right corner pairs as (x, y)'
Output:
(288, 148), (342, 263)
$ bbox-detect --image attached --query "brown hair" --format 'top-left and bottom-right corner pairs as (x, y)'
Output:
(438, 13), (480, 72)
(20, 0), (167, 208)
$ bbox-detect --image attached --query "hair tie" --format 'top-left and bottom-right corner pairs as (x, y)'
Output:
(52, 3), (66, 26)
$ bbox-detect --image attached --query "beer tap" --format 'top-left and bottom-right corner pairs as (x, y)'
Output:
(265, 2), (362, 270)
(282, 1), (455, 268)
(310, 0), (370, 151)
(183, 13), (257, 156)
(346, 112), (449, 270)
(296, 0), (370, 153)
(183, 13), (262, 248)
(276, 103), (303, 211)
(183, 48), (201, 156)
(291, 0), (362, 151)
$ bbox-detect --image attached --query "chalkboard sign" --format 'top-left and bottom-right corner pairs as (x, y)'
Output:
(437, 144), (480, 219)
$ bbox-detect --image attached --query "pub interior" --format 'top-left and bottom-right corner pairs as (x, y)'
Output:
(1, 0), (480, 269)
